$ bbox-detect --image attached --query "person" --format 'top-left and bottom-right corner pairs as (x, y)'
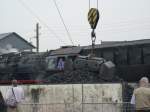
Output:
(6, 79), (25, 112)
(130, 77), (150, 112)
(57, 58), (65, 70)
(0, 91), (7, 112)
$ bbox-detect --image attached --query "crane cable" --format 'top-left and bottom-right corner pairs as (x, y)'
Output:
(89, 0), (98, 9)
(89, 0), (99, 55)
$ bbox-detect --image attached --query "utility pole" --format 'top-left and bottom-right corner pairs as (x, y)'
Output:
(36, 23), (39, 52)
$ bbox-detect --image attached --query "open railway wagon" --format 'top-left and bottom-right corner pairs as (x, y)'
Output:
(0, 83), (134, 112)
(0, 50), (119, 83)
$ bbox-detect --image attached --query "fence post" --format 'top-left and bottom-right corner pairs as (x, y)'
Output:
(82, 84), (84, 112)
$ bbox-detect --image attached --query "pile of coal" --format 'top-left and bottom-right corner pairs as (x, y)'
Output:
(45, 70), (121, 84)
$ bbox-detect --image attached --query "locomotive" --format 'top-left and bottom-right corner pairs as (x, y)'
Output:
(0, 51), (133, 103)
(0, 50), (118, 84)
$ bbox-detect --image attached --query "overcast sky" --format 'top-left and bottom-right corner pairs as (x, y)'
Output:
(0, 0), (150, 51)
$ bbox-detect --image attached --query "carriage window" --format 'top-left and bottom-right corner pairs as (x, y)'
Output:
(143, 46), (150, 64)
(115, 47), (128, 65)
(47, 58), (56, 69)
(128, 46), (141, 64)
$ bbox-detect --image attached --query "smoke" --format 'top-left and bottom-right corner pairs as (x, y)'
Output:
(0, 44), (18, 54)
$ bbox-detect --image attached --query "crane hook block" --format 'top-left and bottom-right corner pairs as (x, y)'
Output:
(88, 8), (99, 29)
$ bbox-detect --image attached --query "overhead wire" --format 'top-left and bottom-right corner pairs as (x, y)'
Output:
(16, 0), (66, 45)
(41, 25), (150, 33)
(52, 0), (75, 46)
(41, 19), (150, 33)
(17, 0), (150, 45)
(40, 19), (150, 30)
(40, 23), (150, 40)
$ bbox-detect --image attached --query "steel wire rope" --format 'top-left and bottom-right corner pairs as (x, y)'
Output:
(17, 0), (67, 45)
(51, 0), (75, 46)
(89, 0), (99, 9)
